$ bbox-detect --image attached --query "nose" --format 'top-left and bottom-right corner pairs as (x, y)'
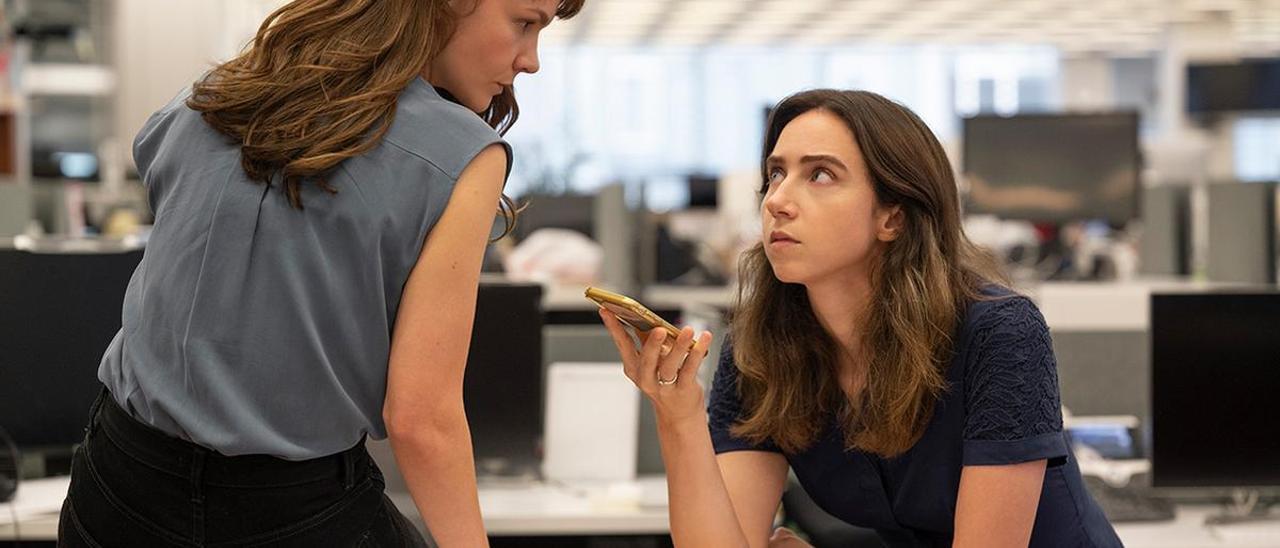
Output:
(763, 177), (797, 220)
(515, 44), (540, 75)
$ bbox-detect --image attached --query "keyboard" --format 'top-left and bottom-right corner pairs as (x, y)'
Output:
(1083, 475), (1176, 523)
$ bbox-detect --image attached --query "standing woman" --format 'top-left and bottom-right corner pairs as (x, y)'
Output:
(60, 1), (582, 546)
(599, 89), (1121, 547)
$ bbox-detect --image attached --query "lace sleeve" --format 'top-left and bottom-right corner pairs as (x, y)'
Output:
(961, 296), (1069, 465)
(708, 339), (781, 454)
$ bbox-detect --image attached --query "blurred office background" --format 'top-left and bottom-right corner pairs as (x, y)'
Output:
(1, 1), (1279, 547)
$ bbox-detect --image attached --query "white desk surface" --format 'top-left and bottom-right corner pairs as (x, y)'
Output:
(0, 476), (672, 541)
(5, 475), (1279, 545)
(393, 477), (672, 537)
(545, 279), (1260, 333)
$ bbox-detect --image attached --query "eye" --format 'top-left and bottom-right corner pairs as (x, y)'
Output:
(519, 20), (535, 31)
(761, 167), (784, 193)
(811, 168), (834, 184)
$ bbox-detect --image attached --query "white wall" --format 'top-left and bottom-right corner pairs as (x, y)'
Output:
(113, 0), (231, 170)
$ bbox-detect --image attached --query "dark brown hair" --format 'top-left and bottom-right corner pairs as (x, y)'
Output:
(731, 89), (1007, 457)
(187, 0), (584, 236)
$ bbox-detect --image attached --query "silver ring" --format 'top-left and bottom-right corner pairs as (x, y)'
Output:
(656, 372), (679, 386)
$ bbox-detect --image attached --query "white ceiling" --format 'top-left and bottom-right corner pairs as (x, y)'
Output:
(540, 0), (1280, 53)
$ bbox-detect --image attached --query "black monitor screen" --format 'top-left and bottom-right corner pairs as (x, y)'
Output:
(687, 175), (719, 209)
(1150, 292), (1280, 489)
(1187, 59), (1280, 114)
(962, 113), (1140, 224)
(0, 248), (143, 448)
(463, 281), (543, 477)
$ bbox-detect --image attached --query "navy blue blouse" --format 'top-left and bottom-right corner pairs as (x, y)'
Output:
(709, 290), (1122, 547)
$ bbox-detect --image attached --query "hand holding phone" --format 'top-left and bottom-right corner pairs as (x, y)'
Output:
(584, 286), (679, 337)
(590, 286), (713, 411)
(584, 286), (699, 354)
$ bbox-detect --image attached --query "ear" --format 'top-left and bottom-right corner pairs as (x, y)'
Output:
(876, 204), (904, 242)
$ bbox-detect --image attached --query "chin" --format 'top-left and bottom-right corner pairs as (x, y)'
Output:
(769, 263), (807, 285)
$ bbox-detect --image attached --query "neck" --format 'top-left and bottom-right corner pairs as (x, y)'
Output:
(805, 268), (873, 367)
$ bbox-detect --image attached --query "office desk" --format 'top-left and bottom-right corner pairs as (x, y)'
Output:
(5, 476), (1279, 546)
(1114, 505), (1280, 547)
(0, 476), (672, 542)
(393, 477), (671, 537)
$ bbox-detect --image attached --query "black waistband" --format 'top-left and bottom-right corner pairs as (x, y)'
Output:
(91, 388), (368, 488)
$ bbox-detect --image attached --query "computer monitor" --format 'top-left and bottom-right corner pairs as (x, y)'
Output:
(1186, 58), (1280, 114)
(0, 247), (143, 450)
(687, 174), (719, 209)
(464, 280), (543, 478)
(962, 112), (1141, 225)
(1150, 291), (1280, 491)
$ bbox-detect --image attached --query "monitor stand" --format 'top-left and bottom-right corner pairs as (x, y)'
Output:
(1204, 489), (1280, 526)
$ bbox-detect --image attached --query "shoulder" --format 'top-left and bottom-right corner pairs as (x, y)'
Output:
(707, 336), (784, 454)
(957, 286), (1066, 451)
(710, 337), (739, 385)
(383, 78), (511, 181)
(958, 284), (1048, 350)
(955, 284), (1059, 401)
(134, 86), (228, 181)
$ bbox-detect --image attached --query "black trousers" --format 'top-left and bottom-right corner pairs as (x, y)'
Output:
(58, 389), (427, 547)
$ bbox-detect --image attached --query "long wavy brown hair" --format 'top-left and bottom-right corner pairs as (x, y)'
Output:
(730, 89), (1007, 457)
(187, 0), (584, 235)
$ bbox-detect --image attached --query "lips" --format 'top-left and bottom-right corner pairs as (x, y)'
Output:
(769, 230), (798, 244)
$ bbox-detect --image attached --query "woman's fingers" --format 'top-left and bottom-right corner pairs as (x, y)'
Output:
(682, 330), (714, 382)
(598, 308), (715, 399)
(655, 326), (696, 385)
(598, 308), (640, 382)
(635, 328), (669, 393)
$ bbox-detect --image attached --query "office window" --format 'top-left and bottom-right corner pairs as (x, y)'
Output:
(1111, 56), (1159, 135)
(953, 47), (1060, 118)
(1017, 77), (1051, 112)
(505, 45), (1062, 201)
(1235, 117), (1280, 182)
(822, 47), (957, 141)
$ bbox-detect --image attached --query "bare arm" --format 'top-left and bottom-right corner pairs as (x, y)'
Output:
(383, 144), (508, 547)
(714, 451), (790, 548)
(953, 460), (1047, 548)
(600, 311), (789, 548)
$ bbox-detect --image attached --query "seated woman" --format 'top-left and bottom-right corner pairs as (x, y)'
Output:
(598, 89), (1122, 547)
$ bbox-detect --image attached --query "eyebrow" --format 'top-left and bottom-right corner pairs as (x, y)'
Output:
(766, 154), (849, 171)
(532, 6), (553, 26)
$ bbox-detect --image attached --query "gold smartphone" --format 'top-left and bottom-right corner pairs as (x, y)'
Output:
(585, 286), (700, 354)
